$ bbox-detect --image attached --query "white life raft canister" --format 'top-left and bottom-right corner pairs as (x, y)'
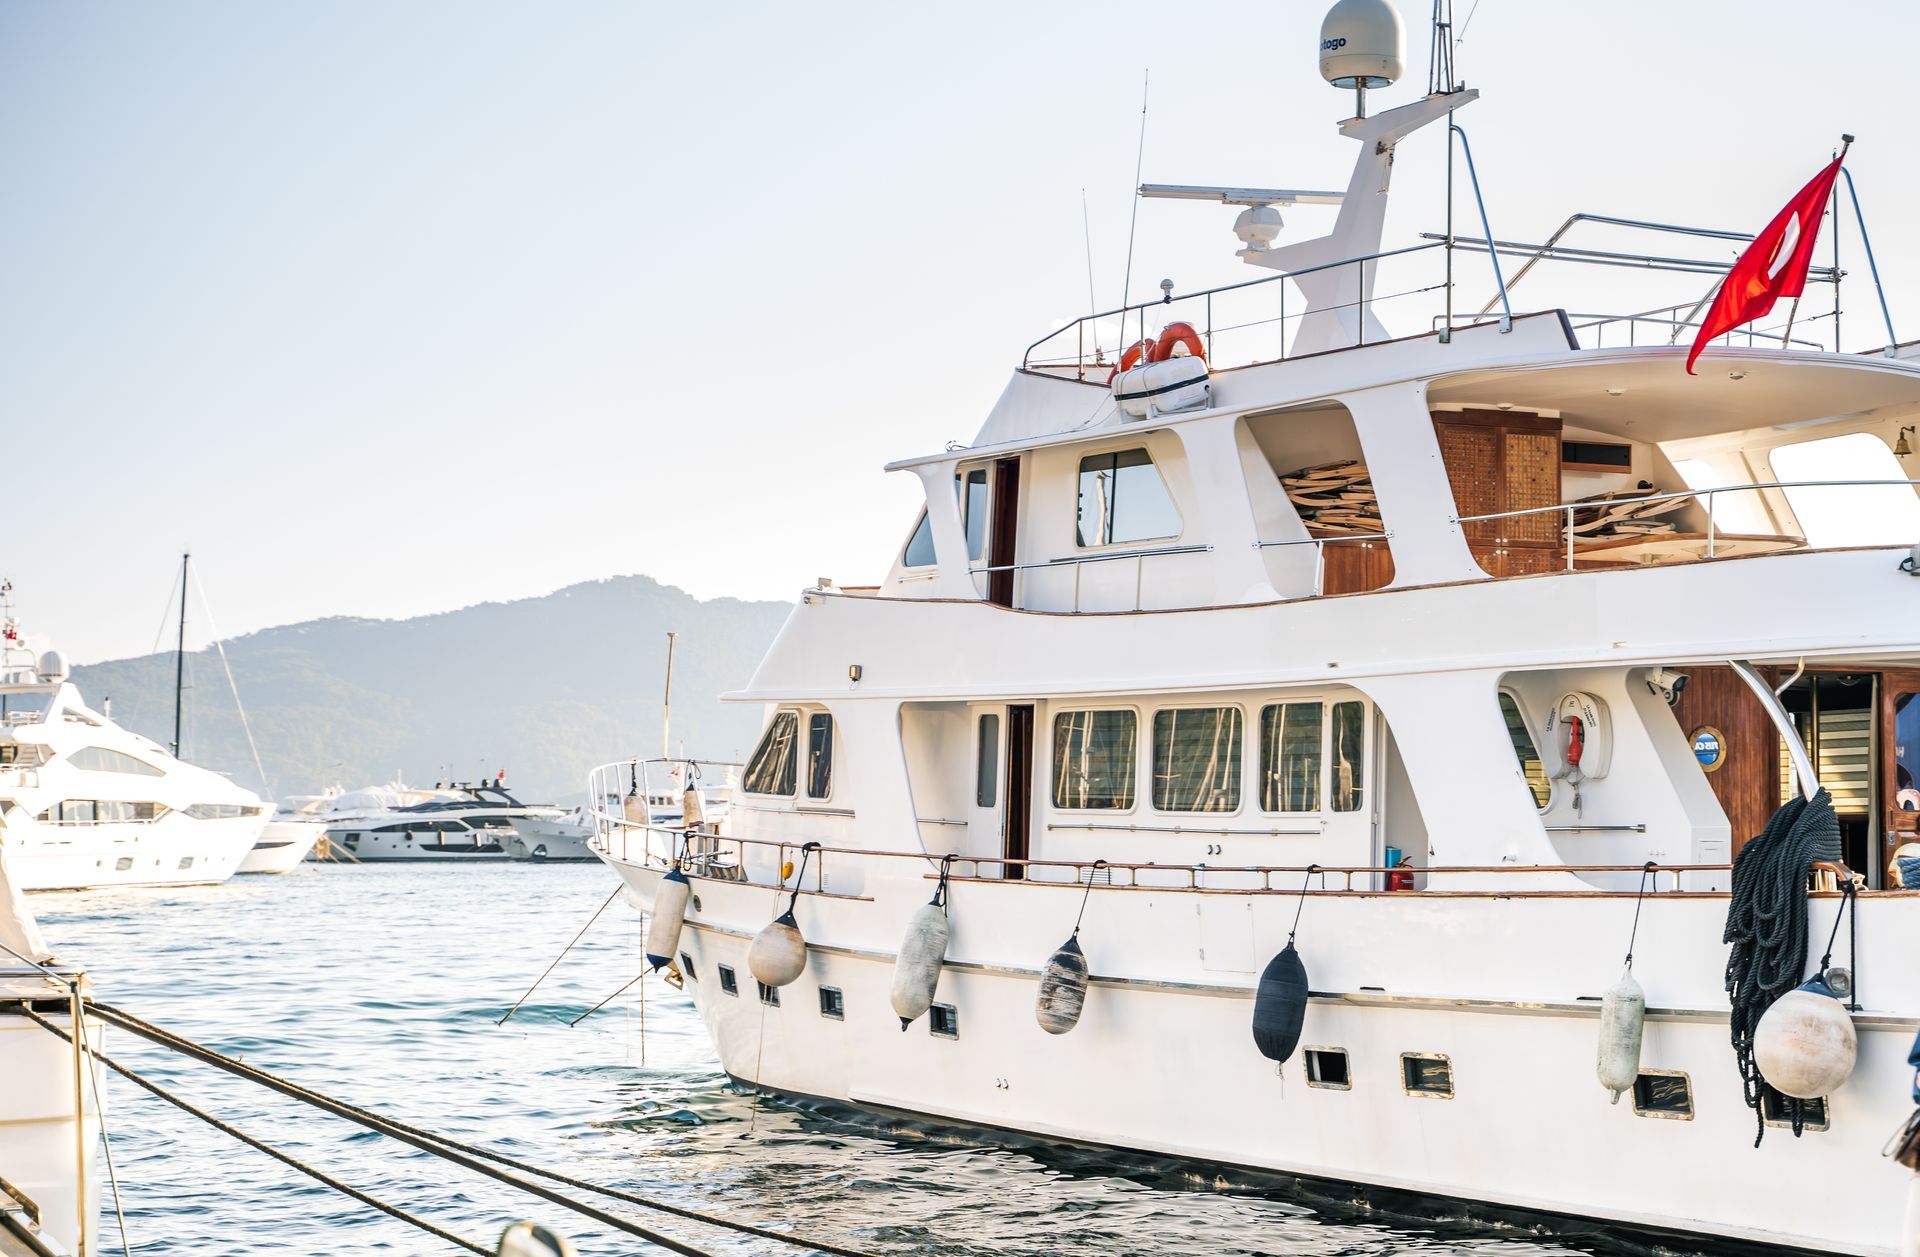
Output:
(1112, 355), (1210, 419)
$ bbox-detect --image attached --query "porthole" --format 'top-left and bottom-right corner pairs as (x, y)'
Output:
(929, 1003), (959, 1039)
(1631, 1070), (1693, 1120)
(678, 952), (696, 981)
(1305, 1047), (1351, 1090)
(1401, 1052), (1453, 1098)
(717, 965), (738, 996)
(818, 986), (845, 1020)
(756, 981), (780, 1007)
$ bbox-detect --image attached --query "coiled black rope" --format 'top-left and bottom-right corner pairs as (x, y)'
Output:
(83, 1000), (884, 1257)
(23, 1009), (490, 1255)
(1722, 787), (1842, 1146)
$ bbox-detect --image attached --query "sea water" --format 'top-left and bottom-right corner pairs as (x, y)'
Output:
(37, 864), (1616, 1255)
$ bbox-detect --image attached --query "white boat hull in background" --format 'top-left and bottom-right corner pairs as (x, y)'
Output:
(236, 819), (322, 874)
(503, 816), (596, 862)
(11, 813), (264, 892)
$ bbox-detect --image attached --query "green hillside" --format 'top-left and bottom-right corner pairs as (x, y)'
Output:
(70, 575), (793, 804)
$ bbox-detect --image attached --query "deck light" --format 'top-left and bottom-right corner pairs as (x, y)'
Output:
(848, 664), (863, 684)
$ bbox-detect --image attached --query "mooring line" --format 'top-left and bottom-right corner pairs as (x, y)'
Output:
(86, 1001), (885, 1257)
(23, 1010), (490, 1255)
(499, 885), (624, 1025)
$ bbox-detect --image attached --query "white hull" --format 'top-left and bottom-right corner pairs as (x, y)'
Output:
(604, 853), (1917, 1255)
(326, 826), (513, 862)
(11, 813), (264, 892)
(235, 819), (322, 874)
(0, 995), (104, 1255)
(503, 817), (595, 862)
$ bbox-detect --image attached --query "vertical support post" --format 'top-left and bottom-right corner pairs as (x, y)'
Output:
(1449, 124), (1512, 333)
(68, 981), (87, 1257)
(1832, 169), (1842, 351)
(1441, 105), (1454, 343)
(1839, 167), (1898, 355)
(1706, 489), (1717, 558)
(1565, 504), (1575, 571)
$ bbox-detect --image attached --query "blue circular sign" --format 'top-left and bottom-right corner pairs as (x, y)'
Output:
(1691, 727), (1725, 772)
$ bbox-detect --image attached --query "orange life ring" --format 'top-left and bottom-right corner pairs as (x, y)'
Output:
(1107, 337), (1157, 383)
(1148, 321), (1205, 363)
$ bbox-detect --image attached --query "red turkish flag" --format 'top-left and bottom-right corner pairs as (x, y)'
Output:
(1686, 155), (1844, 374)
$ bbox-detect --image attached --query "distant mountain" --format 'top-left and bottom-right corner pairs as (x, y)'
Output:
(70, 576), (793, 804)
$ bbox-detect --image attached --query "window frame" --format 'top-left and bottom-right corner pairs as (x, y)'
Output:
(1049, 705), (1142, 813)
(901, 510), (937, 570)
(1329, 699), (1368, 815)
(1630, 1069), (1694, 1121)
(804, 711), (834, 801)
(1304, 1046), (1352, 1091)
(1498, 689), (1553, 812)
(1149, 704), (1245, 816)
(1071, 443), (1183, 551)
(742, 709), (802, 798)
(975, 712), (1000, 809)
(1400, 1052), (1454, 1099)
(1257, 699), (1327, 816)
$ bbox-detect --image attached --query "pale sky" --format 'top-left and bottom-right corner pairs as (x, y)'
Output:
(5, 1), (1919, 662)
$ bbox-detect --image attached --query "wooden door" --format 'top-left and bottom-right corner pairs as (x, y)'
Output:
(1320, 538), (1395, 595)
(1003, 704), (1035, 880)
(1670, 664), (1781, 856)
(988, 457), (1021, 608)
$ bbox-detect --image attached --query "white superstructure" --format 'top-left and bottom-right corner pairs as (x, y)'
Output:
(591, 9), (1920, 1253)
(325, 781), (559, 862)
(0, 606), (267, 892)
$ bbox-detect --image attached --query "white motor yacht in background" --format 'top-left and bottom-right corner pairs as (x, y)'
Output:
(0, 596), (268, 891)
(236, 788), (339, 874)
(326, 778), (562, 862)
(0, 818), (105, 1255)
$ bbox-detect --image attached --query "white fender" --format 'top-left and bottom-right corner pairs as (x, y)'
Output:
(643, 868), (690, 971)
(889, 902), (950, 1029)
(1595, 967), (1645, 1103)
(682, 786), (707, 828)
(748, 911), (808, 987)
(1035, 935), (1090, 1035)
(1755, 981), (1858, 1099)
(498, 1222), (577, 1257)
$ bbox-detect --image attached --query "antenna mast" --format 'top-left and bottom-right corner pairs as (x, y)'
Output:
(661, 631), (678, 762)
(1118, 70), (1150, 350)
(1427, 0), (1457, 94)
(172, 552), (189, 758)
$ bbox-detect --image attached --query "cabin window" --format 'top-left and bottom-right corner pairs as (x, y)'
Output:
(717, 965), (739, 996)
(1075, 448), (1180, 547)
(1259, 702), (1323, 813)
(1498, 692), (1550, 809)
(805, 713), (834, 799)
(1305, 1048), (1351, 1090)
(185, 803), (262, 820)
(679, 952), (696, 980)
(1772, 432), (1920, 547)
(1761, 1091), (1829, 1131)
(929, 1003), (960, 1039)
(963, 468), (990, 561)
(743, 711), (799, 796)
(819, 986), (845, 1019)
(902, 511), (937, 568)
(1052, 710), (1138, 810)
(1151, 707), (1242, 813)
(976, 713), (999, 808)
(1632, 1071), (1693, 1119)
(757, 981), (780, 1007)
(69, 746), (164, 776)
(1401, 1053), (1453, 1098)
(1330, 701), (1366, 813)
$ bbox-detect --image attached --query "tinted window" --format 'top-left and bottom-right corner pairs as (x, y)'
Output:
(806, 713), (834, 799)
(976, 713), (999, 808)
(1259, 702), (1323, 812)
(1331, 701), (1365, 813)
(963, 469), (990, 561)
(70, 746), (164, 776)
(1152, 707), (1242, 812)
(903, 511), (936, 567)
(1499, 692), (1550, 809)
(1052, 710), (1137, 810)
(743, 711), (799, 795)
(1076, 448), (1179, 547)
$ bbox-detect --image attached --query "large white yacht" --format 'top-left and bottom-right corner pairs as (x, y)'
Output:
(325, 779), (570, 862)
(591, 6), (1920, 1253)
(0, 600), (268, 892)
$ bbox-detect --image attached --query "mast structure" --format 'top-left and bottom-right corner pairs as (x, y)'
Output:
(172, 552), (189, 759)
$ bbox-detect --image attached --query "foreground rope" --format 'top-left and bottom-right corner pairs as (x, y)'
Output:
(1722, 787), (1842, 1145)
(88, 1001), (884, 1257)
(23, 1010), (488, 1255)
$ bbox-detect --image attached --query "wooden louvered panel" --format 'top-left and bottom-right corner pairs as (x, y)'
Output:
(1434, 422), (1502, 545)
(1320, 538), (1395, 595)
(1504, 431), (1562, 543)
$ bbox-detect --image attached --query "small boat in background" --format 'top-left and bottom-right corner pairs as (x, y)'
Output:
(236, 788), (339, 874)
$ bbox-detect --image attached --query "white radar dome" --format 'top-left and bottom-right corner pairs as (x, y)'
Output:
(36, 650), (67, 684)
(1320, 0), (1404, 89)
(1233, 205), (1284, 251)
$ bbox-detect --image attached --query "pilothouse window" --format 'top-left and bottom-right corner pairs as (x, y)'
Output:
(70, 747), (164, 776)
(1152, 707), (1242, 813)
(1499, 692), (1550, 809)
(1259, 702), (1323, 813)
(963, 469), (989, 561)
(743, 712), (800, 796)
(1076, 448), (1179, 547)
(1331, 701), (1366, 813)
(1052, 710), (1137, 810)
(806, 713), (834, 799)
(903, 512), (937, 568)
